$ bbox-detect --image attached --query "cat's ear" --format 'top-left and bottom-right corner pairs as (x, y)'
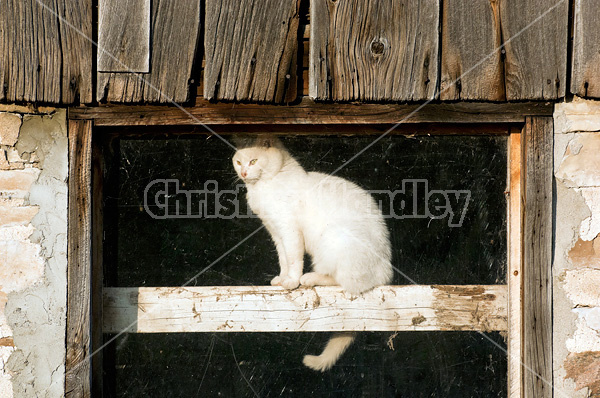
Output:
(255, 135), (275, 149)
(231, 135), (252, 149)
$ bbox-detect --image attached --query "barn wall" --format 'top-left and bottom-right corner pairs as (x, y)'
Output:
(0, 106), (67, 398)
(554, 97), (600, 397)
(0, 0), (585, 105)
(0, 99), (600, 396)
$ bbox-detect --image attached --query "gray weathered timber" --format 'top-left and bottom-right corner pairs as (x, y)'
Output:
(522, 117), (553, 398)
(97, 0), (150, 73)
(68, 99), (553, 125)
(103, 285), (508, 333)
(310, 0), (439, 101)
(91, 139), (105, 398)
(441, 0), (505, 100)
(0, 0), (93, 104)
(500, 0), (568, 100)
(96, 0), (201, 103)
(204, 0), (300, 103)
(571, 0), (600, 98)
(66, 120), (93, 398)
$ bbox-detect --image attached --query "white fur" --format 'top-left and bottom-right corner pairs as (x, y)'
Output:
(232, 137), (393, 371)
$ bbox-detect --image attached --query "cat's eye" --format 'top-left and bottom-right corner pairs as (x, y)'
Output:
(236, 160), (241, 165)
(249, 159), (257, 165)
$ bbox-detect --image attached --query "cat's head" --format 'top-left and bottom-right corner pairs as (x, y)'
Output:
(232, 136), (284, 184)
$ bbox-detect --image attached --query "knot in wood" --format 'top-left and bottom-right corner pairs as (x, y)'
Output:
(370, 39), (387, 57)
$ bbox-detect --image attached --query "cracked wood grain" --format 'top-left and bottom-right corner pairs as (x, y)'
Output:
(309, 0), (439, 101)
(203, 0), (301, 103)
(103, 285), (508, 333)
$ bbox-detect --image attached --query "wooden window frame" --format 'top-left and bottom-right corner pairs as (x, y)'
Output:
(66, 101), (553, 398)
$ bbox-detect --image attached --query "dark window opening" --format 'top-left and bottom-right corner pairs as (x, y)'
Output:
(99, 128), (508, 397)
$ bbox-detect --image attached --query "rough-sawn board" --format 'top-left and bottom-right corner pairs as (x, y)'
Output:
(96, 0), (201, 103)
(203, 0), (300, 103)
(571, 0), (600, 98)
(103, 285), (508, 333)
(0, 0), (93, 104)
(310, 0), (439, 101)
(97, 0), (150, 73)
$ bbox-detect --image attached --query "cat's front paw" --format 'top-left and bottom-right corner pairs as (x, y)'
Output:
(271, 276), (283, 286)
(280, 277), (300, 290)
(300, 272), (320, 287)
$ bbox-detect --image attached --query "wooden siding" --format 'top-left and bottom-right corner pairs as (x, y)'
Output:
(441, 0), (505, 100)
(97, 0), (150, 73)
(309, 0), (439, 101)
(96, 0), (201, 103)
(442, 0), (568, 101)
(203, 0), (301, 103)
(500, 0), (568, 100)
(571, 0), (600, 98)
(1, 0), (595, 104)
(0, 0), (92, 104)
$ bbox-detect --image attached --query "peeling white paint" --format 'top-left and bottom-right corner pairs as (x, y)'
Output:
(564, 269), (600, 307)
(566, 315), (600, 353)
(0, 346), (14, 398)
(573, 307), (600, 332)
(556, 134), (600, 187)
(555, 97), (600, 134)
(554, 100), (600, 397)
(577, 188), (600, 241)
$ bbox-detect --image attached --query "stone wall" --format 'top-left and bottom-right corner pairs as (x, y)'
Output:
(0, 105), (67, 398)
(554, 97), (600, 397)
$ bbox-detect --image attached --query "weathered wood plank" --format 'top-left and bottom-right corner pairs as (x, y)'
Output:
(97, 0), (150, 72)
(90, 137), (104, 398)
(508, 129), (523, 398)
(0, 0), (93, 104)
(97, 0), (201, 103)
(66, 120), (93, 398)
(441, 0), (505, 100)
(59, 0), (94, 104)
(103, 285), (508, 333)
(309, 0), (439, 101)
(500, 0), (568, 100)
(203, 0), (300, 103)
(571, 0), (600, 98)
(522, 117), (553, 398)
(69, 99), (553, 125)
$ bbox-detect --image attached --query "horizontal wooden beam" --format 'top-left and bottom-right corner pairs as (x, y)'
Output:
(103, 285), (507, 333)
(98, 123), (512, 137)
(69, 99), (553, 126)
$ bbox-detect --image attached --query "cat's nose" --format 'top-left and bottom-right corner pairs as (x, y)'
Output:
(241, 170), (247, 178)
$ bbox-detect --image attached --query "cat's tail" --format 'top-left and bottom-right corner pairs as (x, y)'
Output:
(303, 332), (356, 372)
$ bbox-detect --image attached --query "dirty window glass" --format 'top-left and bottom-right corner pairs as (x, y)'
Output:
(105, 332), (507, 398)
(101, 130), (508, 397)
(103, 133), (507, 287)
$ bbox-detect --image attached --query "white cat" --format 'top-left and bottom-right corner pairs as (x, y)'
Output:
(232, 136), (393, 371)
